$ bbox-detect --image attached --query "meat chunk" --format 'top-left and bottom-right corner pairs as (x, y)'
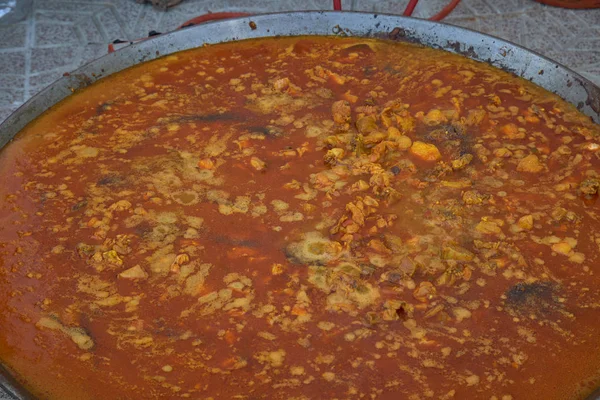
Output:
(423, 109), (447, 126)
(441, 244), (474, 261)
(356, 115), (378, 133)
(451, 154), (473, 170)
(410, 141), (441, 161)
(517, 215), (534, 230)
(516, 154), (544, 173)
(119, 265), (148, 280)
(500, 123), (525, 139)
(579, 177), (600, 196)
(331, 100), (351, 124)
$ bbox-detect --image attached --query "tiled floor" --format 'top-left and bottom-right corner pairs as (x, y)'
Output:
(0, 0), (599, 396)
(0, 0), (599, 126)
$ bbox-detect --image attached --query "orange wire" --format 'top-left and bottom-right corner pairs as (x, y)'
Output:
(429, 0), (462, 21)
(403, 0), (419, 16)
(403, 0), (461, 20)
(178, 12), (251, 29)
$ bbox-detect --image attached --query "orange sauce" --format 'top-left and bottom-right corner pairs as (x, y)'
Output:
(0, 36), (599, 399)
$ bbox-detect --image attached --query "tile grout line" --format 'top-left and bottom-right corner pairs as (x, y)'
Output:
(23, 7), (36, 101)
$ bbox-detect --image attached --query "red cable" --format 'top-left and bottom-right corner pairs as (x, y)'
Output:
(403, 0), (419, 16)
(178, 12), (251, 28)
(429, 0), (461, 21)
(333, 0), (342, 11)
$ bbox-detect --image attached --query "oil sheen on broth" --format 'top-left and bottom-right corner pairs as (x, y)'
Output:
(0, 36), (599, 400)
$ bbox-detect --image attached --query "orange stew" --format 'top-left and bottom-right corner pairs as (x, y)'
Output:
(0, 36), (599, 400)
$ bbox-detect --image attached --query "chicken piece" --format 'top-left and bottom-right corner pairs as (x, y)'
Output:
(356, 115), (378, 133)
(552, 241), (572, 255)
(517, 215), (534, 230)
(396, 112), (416, 134)
(387, 126), (402, 140)
(451, 154), (473, 170)
(332, 100), (351, 124)
(579, 177), (600, 196)
(441, 244), (474, 261)
(324, 148), (345, 165)
(396, 135), (412, 150)
(363, 132), (388, 146)
(410, 141), (441, 161)
(465, 109), (486, 126)
(250, 156), (267, 171)
(423, 109), (447, 126)
(119, 265), (148, 280)
(198, 158), (216, 170)
(462, 190), (487, 205)
(516, 154), (544, 173)
(273, 77), (290, 91)
(413, 281), (436, 302)
(475, 219), (502, 235)
(368, 239), (391, 253)
(346, 202), (365, 226)
(501, 123), (525, 139)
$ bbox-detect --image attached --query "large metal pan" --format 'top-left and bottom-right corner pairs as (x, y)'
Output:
(0, 11), (599, 400)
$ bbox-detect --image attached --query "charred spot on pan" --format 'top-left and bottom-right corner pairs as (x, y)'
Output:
(134, 221), (154, 238)
(96, 101), (113, 115)
(170, 112), (241, 123)
(151, 317), (184, 338)
(504, 281), (562, 318)
(422, 123), (475, 161)
(97, 175), (123, 186)
(363, 65), (377, 77)
(71, 199), (88, 212)
(395, 304), (411, 321)
(213, 235), (259, 248)
(388, 27), (409, 41)
(283, 248), (305, 266)
(458, 141), (474, 157)
(382, 64), (404, 77)
(423, 123), (466, 142)
(247, 125), (284, 138)
(427, 165), (453, 182)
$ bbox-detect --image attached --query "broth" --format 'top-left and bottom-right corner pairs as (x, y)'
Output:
(0, 36), (599, 399)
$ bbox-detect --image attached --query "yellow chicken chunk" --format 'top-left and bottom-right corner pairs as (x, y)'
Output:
(410, 141), (441, 161)
(517, 154), (544, 173)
